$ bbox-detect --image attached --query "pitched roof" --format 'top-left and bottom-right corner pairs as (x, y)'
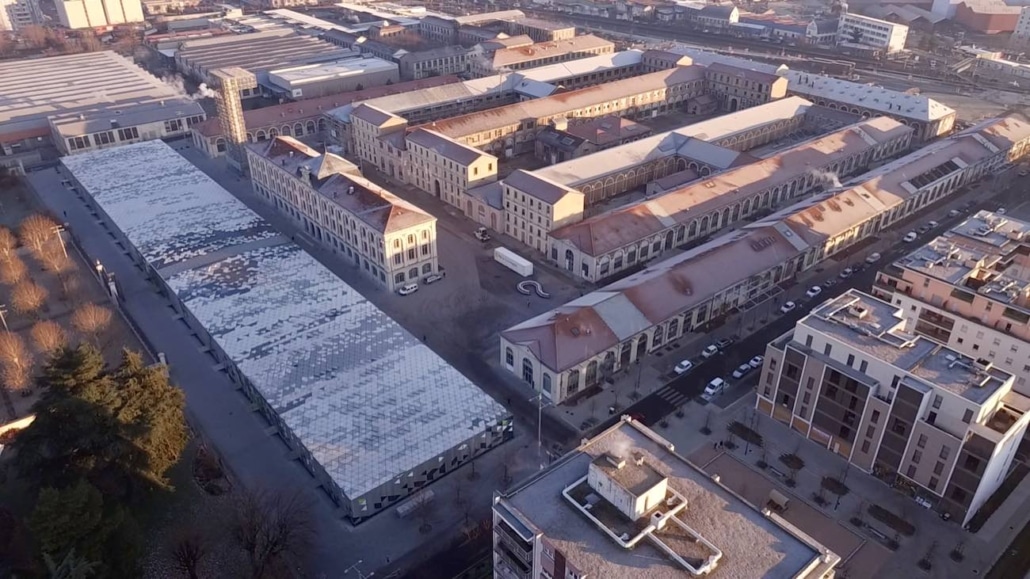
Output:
(405, 128), (493, 165)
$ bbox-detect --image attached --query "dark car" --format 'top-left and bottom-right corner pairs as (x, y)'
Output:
(715, 337), (734, 350)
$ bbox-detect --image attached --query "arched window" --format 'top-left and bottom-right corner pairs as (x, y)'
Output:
(282, 125), (292, 136)
(306, 120), (316, 134)
(395, 272), (404, 283)
(542, 374), (552, 394)
(585, 361), (598, 386)
(393, 239), (401, 248)
(652, 325), (664, 348)
(522, 358), (534, 385)
(505, 348), (514, 366)
(688, 220), (698, 238)
(668, 318), (679, 338)
(422, 263), (432, 274)
(294, 122), (304, 136)
(568, 369), (580, 391)
(408, 267), (418, 279)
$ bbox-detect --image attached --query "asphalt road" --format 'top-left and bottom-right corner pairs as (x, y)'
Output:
(590, 169), (1019, 433)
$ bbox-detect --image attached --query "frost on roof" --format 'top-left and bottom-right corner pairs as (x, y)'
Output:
(62, 140), (507, 499)
(61, 141), (277, 270)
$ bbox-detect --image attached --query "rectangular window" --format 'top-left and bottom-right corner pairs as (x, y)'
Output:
(962, 409), (973, 424)
(940, 446), (950, 460)
(871, 410), (880, 424)
(912, 450), (922, 464)
(861, 440), (870, 453)
(906, 464), (917, 478)
(859, 360), (868, 373)
(929, 476), (939, 491)
(964, 455), (981, 472)
(866, 425), (874, 438)
(847, 354), (855, 367)
(407, 248), (416, 260)
(917, 434), (927, 448)
(932, 395), (942, 409)
(934, 461), (944, 475)
(824, 343), (832, 356)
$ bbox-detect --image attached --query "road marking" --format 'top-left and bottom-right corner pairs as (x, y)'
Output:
(657, 387), (689, 407)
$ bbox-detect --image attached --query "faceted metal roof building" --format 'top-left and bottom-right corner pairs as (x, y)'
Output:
(61, 140), (510, 521)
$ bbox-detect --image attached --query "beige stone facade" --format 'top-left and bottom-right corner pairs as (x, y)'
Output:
(246, 136), (440, 292)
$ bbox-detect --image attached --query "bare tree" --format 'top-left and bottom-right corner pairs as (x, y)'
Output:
(232, 489), (315, 579)
(11, 281), (47, 318)
(19, 214), (58, 258)
(453, 474), (467, 507)
(30, 320), (66, 356)
(0, 255), (27, 286)
(19, 25), (47, 49)
(71, 303), (111, 345)
(0, 332), (32, 396)
(170, 527), (210, 579)
(0, 227), (17, 263)
(38, 246), (70, 274)
(412, 490), (434, 534)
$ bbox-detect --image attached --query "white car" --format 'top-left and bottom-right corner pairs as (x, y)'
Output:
(903, 232), (918, 243)
(701, 345), (719, 359)
(423, 272), (445, 284)
(780, 301), (797, 314)
(749, 355), (765, 369)
(674, 360), (694, 375)
(948, 209), (961, 218)
(397, 283), (419, 296)
(997, 208), (1007, 215)
(732, 364), (752, 379)
(839, 267), (854, 279)
(702, 377), (726, 399)
(928, 221), (939, 228)
(806, 286), (822, 298)
(866, 252), (881, 264)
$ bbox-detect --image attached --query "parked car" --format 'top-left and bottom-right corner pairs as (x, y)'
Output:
(866, 252), (881, 264)
(997, 208), (1007, 215)
(732, 363), (752, 379)
(903, 232), (918, 243)
(948, 209), (961, 218)
(701, 345), (720, 359)
(423, 272), (445, 284)
(749, 355), (765, 369)
(928, 220), (939, 228)
(715, 337), (735, 350)
(702, 378), (727, 399)
(917, 225), (930, 234)
(780, 301), (797, 314)
(839, 267), (854, 279)
(1020, 169), (1028, 177)
(674, 359), (694, 375)
(806, 286), (822, 298)
(397, 283), (419, 296)
(823, 279), (836, 288)
(474, 227), (491, 242)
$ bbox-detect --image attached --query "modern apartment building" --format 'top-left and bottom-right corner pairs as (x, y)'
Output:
(758, 289), (1030, 525)
(500, 116), (1030, 404)
(55, 0), (143, 28)
(873, 211), (1030, 394)
(246, 136), (440, 292)
(0, 0), (40, 31)
(493, 416), (839, 579)
(837, 12), (909, 53)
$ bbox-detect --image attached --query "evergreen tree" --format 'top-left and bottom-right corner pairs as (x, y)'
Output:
(29, 480), (120, 566)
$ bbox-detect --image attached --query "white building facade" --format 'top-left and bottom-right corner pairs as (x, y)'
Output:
(838, 12), (909, 53)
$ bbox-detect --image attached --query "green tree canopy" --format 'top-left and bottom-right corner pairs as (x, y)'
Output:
(29, 479), (120, 565)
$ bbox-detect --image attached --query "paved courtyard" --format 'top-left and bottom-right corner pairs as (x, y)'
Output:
(647, 392), (1030, 579)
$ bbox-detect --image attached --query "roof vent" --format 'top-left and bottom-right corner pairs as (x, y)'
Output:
(570, 327), (581, 337)
(632, 452), (645, 466)
(605, 453), (626, 469)
(848, 305), (869, 319)
(347, 186), (355, 195)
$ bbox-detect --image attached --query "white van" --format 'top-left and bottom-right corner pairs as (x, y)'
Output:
(703, 378), (726, 399)
(397, 283), (419, 296)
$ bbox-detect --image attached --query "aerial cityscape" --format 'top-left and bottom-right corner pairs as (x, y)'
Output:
(4, 0), (1030, 578)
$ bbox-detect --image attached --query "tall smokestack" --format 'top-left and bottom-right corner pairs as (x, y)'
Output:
(210, 67), (258, 172)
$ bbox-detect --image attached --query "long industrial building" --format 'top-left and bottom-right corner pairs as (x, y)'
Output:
(645, 47), (957, 141)
(0, 51), (204, 168)
(546, 116), (913, 280)
(62, 140), (511, 523)
(500, 116), (1030, 404)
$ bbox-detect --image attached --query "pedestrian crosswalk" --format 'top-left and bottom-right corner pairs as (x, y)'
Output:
(656, 386), (690, 407)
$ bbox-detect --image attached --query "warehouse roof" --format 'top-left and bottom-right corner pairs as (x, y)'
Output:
(490, 35), (613, 68)
(550, 117), (912, 256)
(267, 57), (397, 88)
(0, 51), (197, 141)
(62, 140), (507, 501)
(177, 32), (353, 76)
(428, 66), (705, 139)
(504, 116), (1030, 372)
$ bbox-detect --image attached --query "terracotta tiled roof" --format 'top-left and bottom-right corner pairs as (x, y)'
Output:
(192, 75), (461, 139)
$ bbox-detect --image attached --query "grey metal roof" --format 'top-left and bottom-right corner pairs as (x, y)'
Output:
(0, 51), (190, 139)
(61, 140), (507, 500)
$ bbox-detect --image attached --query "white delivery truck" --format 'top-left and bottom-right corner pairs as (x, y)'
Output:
(494, 247), (534, 277)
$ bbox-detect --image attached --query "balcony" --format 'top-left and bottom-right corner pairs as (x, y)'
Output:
(495, 543), (532, 579)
